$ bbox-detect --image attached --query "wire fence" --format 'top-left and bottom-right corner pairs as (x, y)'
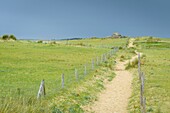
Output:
(0, 47), (119, 100)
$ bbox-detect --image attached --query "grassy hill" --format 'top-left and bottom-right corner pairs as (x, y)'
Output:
(0, 38), (127, 112)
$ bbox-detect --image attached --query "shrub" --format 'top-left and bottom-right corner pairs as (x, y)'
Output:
(120, 55), (125, 59)
(125, 58), (138, 70)
(50, 41), (56, 44)
(9, 35), (17, 40)
(37, 40), (43, 43)
(76, 43), (85, 46)
(146, 36), (161, 43)
(1, 34), (17, 40)
(2, 35), (9, 40)
(90, 37), (98, 39)
(125, 61), (131, 70)
(131, 58), (138, 67)
(119, 46), (123, 49)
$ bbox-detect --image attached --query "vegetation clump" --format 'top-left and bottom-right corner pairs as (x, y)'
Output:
(37, 40), (43, 43)
(146, 36), (161, 42)
(125, 58), (138, 70)
(1, 34), (17, 40)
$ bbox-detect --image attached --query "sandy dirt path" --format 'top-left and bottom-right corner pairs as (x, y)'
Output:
(90, 39), (138, 113)
(128, 38), (135, 48)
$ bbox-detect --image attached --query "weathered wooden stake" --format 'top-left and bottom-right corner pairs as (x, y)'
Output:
(138, 53), (141, 80)
(140, 72), (146, 113)
(101, 55), (103, 63)
(138, 53), (146, 113)
(61, 74), (64, 88)
(143, 97), (146, 113)
(106, 53), (108, 59)
(110, 51), (112, 57)
(92, 59), (94, 70)
(104, 54), (107, 62)
(116, 47), (118, 51)
(84, 65), (87, 75)
(96, 57), (99, 65)
(112, 49), (114, 55)
(103, 54), (105, 62)
(37, 79), (46, 99)
(75, 68), (78, 81)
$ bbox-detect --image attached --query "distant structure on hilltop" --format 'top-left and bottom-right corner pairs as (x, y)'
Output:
(111, 32), (122, 38)
(111, 32), (127, 38)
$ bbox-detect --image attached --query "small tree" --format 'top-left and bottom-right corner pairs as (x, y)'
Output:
(1, 34), (17, 40)
(9, 35), (17, 40)
(2, 35), (9, 40)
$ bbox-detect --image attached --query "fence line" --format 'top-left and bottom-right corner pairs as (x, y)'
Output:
(0, 48), (119, 100)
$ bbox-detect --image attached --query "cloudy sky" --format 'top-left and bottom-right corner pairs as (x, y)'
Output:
(0, 0), (170, 39)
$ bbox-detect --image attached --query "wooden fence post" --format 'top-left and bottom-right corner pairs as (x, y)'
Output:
(96, 56), (99, 65)
(103, 54), (106, 62)
(92, 59), (94, 70)
(140, 72), (146, 113)
(116, 47), (118, 51)
(111, 49), (114, 55)
(105, 54), (107, 61)
(106, 52), (109, 59)
(101, 55), (103, 63)
(138, 53), (141, 80)
(37, 79), (46, 99)
(138, 53), (146, 113)
(61, 74), (64, 88)
(114, 48), (116, 51)
(110, 51), (112, 57)
(143, 97), (146, 113)
(75, 68), (78, 81)
(84, 65), (87, 75)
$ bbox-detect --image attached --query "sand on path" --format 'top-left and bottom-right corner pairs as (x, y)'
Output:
(90, 38), (138, 113)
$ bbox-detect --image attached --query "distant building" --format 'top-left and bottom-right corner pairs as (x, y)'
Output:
(111, 32), (122, 38)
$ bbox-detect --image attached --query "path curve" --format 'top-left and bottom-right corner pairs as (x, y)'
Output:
(90, 38), (138, 113)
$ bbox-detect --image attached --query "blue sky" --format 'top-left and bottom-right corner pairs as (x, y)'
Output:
(0, 0), (170, 39)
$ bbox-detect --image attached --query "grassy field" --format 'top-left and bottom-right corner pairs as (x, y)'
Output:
(0, 38), (127, 112)
(128, 37), (170, 113)
(1, 37), (169, 112)
(61, 38), (127, 48)
(0, 41), (108, 96)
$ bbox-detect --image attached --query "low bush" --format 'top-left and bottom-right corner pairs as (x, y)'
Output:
(125, 58), (138, 70)
(1, 34), (17, 40)
(37, 40), (43, 43)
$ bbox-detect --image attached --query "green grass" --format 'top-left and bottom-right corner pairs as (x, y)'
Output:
(0, 38), (126, 112)
(61, 38), (127, 48)
(128, 37), (170, 113)
(0, 41), (109, 97)
(50, 58), (116, 113)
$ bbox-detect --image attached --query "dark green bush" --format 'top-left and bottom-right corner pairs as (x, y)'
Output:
(2, 35), (9, 40)
(1, 34), (17, 40)
(9, 35), (17, 40)
(37, 40), (43, 43)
